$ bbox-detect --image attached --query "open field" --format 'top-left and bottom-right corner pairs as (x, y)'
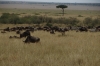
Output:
(0, 24), (100, 66)
(0, 2), (100, 66)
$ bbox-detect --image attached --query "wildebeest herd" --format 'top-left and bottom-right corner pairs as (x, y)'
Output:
(1, 25), (100, 44)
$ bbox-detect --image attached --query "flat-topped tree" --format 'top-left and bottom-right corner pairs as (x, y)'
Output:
(56, 5), (68, 16)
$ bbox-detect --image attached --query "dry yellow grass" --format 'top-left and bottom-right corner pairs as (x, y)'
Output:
(0, 4), (100, 65)
(0, 24), (100, 66)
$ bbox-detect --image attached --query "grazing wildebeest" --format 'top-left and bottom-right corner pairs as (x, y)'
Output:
(1, 31), (6, 33)
(9, 36), (20, 39)
(16, 30), (21, 34)
(9, 36), (13, 38)
(23, 35), (40, 43)
(61, 29), (65, 36)
(88, 28), (97, 32)
(4, 27), (10, 31)
(10, 27), (17, 31)
(96, 26), (100, 31)
(50, 30), (55, 34)
(77, 27), (88, 32)
(20, 30), (30, 38)
(58, 28), (66, 35)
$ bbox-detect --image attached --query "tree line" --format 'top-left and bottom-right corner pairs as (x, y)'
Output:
(0, 13), (100, 27)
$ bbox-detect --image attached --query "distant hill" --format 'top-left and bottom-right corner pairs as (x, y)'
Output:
(0, 1), (100, 6)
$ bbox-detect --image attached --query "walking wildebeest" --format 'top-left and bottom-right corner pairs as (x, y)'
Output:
(23, 35), (40, 43)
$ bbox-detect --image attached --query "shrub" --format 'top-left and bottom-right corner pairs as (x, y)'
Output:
(83, 17), (93, 26)
(92, 17), (100, 26)
(34, 13), (40, 15)
(68, 17), (79, 26)
(45, 23), (53, 27)
(78, 15), (83, 17)
(1, 13), (99, 27)
(83, 17), (100, 27)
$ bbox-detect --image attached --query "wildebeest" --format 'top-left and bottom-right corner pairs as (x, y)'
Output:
(1, 31), (6, 33)
(16, 30), (21, 34)
(50, 30), (55, 34)
(9, 36), (20, 39)
(58, 28), (66, 35)
(77, 27), (88, 32)
(4, 27), (10, 31)
(61, 29), (65, 36)
(20, 30), (30, 38)
(96, 26), (100, 31)
(88, 28), (97, 32)
(23, 35), (40, 43)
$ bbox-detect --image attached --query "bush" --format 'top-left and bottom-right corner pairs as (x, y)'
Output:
(0, 13), (20, 24)
(78, 15), (83, 17)
(83, 17), (100, 27)
(1, 13), (99, 27)
(0, 13), (80, 26)
(34, 13), (40, 15)
(45, 23), (53, 27)
(83, 17), (93, 26)
(68, 17), (79, 26)
(92, 18), (100, 26)
(9, 14), (20, 24)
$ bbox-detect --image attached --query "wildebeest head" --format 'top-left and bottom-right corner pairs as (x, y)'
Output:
(20, 30), (30, 38)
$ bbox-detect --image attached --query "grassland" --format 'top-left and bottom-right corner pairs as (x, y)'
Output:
(0, 25), (100, 66)
(0, 5), (100, 66)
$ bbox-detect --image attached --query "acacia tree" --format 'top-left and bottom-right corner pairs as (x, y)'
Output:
(56, 5), (68, 16)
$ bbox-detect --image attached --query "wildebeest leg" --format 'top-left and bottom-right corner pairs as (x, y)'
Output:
(24, 37), (30, 44)
(23, 41), (30, 44)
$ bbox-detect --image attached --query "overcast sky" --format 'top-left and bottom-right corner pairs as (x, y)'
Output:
(0, 0), (100, 3)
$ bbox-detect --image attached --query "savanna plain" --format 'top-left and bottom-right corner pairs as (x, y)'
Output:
(0, 4), (100, 66)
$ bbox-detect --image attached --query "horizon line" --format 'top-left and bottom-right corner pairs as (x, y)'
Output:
(0, 1), (100, 3)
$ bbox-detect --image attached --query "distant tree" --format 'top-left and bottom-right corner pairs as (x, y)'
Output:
(56, 5), (68, 16)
